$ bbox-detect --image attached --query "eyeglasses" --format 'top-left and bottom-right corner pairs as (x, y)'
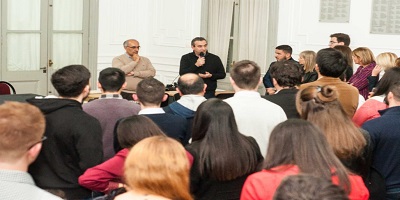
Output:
(127, 46), (140, 49)
(27, 136), (47, 150)
(329, 41), (338, 44)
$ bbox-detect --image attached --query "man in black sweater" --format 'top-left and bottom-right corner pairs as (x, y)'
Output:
(180, 37), (226, 99)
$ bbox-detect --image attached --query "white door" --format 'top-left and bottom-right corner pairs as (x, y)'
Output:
(1, 0), (89, 96)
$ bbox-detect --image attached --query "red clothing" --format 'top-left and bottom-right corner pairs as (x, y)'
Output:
(348, 62), (376, 100)
(240, 165), (369, 200)
(353, 97), (387, 127)
(79, 148), (194, 193)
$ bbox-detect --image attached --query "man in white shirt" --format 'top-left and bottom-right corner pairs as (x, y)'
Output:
(225, 60), (287, 157)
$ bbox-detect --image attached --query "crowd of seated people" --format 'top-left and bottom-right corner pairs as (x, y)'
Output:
(4, 33), (400, 200)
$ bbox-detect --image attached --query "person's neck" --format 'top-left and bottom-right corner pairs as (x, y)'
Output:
(0, 160), (28, 172)
(102, 91), (120, 95)
(140, 104), (161, 110)
(59, 96), (83, 103)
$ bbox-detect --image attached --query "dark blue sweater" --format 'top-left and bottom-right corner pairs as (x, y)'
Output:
(362, 106), (400, 190)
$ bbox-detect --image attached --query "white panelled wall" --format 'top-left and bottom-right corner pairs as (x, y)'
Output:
(97, 0), (202, 88)
(97, 0), (400, 89)
(277, 0), (400, 72)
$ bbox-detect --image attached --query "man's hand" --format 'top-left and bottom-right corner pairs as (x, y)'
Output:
(195, 57), (205, 67)
(127, 71), (135, 76)
(199, 71), (212, 78)
(132, 54), (140, 62)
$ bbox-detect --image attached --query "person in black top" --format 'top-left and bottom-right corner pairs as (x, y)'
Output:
(263, 45), (297, 95)
(179, 37), (226, 99)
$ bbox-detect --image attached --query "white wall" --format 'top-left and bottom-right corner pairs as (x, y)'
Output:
(277, 0), (400, 64)
(97, 0), (400, 89)
(97, 0), (202, 86)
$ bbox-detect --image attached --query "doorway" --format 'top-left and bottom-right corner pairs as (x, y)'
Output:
(0, 0), (97, 95)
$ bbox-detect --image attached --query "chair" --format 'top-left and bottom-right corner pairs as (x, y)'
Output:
(0, 81), (16, 95)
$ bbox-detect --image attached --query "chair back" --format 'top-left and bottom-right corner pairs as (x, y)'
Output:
(0, 81), (16, 95)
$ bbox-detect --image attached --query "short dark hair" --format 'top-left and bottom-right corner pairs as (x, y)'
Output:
(117, 115), (165, 149)
(316, 48), (347, 78)
(330, 33), (351, 46)
(177, 74), (205, 95)
(276, 45), (293, 55)
(51, 65), (91, 97)
(274, 174), (348, 200)
(136, 77), (165, 106)
(374, 67), (400, 97)
(230, 60), (261, 89)
(270, 60), (303, 87)
(98, 68), (125, 92)
(191, 37), (207, 47)
(389, 81), (400, 102)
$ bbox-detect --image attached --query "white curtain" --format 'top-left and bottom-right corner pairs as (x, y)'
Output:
(237, 0), (269, 70)
(207, 0), (235, 69)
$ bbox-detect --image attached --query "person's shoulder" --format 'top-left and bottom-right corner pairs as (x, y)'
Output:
(113, 54), (126, 60)
(181, 52), (194, 58)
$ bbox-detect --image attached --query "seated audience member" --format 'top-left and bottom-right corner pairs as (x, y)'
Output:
(353, 68), (400, 126)
(240, 119), (369, 200)
(225, 60), (287, 156)
(79, 115), (165, 194)
(273, 174), (348, 200)
(83, 67), (140, 160)
(0, 102), (61, 200)
(298, 50), (318, 83)
(368, 52), (398, 91)
(348, 47), (376, 100)
(329, 33), (351, 48)
(27, 65), (103, 199)
(264, 60), (302, 118)
(115, 136), (193, 200)
(133, 77), (188, 144)
(186, 98), (263, 200)
(112, 39), (156, 91)
(362, 82), (400, 199)
(333, 45), (354, 81)
(296, 85), (379, 197)
(300, 48), (359, 118)
(263, 45), (297, 95)
(163, 73), (207, 143)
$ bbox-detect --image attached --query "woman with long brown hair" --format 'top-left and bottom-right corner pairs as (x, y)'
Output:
(240, 119), (369, 200)
(296, 85), (368, 176)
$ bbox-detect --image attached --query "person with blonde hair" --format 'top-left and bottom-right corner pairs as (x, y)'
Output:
(298, 50), (317, 83)
(368, 52), (398, 91)
(348, 47), (376, 100)
(115, 136), (192, 200)
(296, 85), (369, 177)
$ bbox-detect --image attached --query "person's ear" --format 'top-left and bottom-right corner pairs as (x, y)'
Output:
(272, 78), (278, 87)
(97, 82), (102, 90)
(203, 84), (207, 92)
(162, 94), (168, 102)
(27, 143), (42, 164)
(121, 82), (127, 90)
(338, 42), (345, 46)
(315, 64), (320, 72)
(132, 94), (139, 101)
(176, 88), (183, 96)
(229, 77), (236, 86)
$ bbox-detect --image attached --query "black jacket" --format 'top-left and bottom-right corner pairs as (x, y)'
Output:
(27, 98), (103, 199)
